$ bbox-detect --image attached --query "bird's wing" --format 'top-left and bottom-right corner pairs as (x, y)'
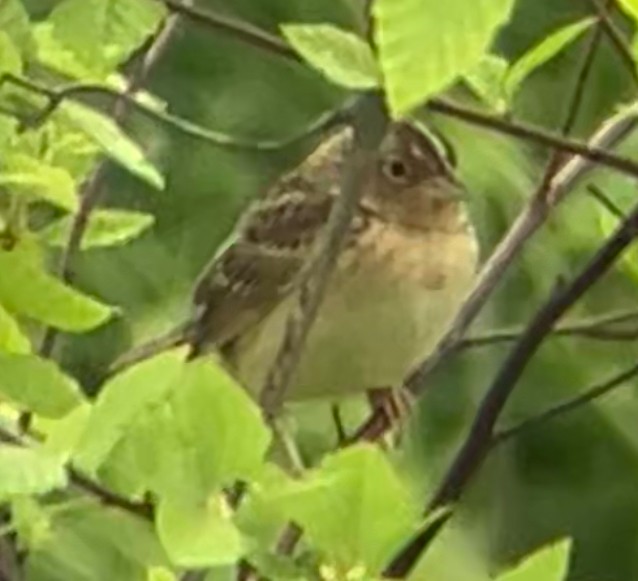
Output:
(191, 183), (334, 347)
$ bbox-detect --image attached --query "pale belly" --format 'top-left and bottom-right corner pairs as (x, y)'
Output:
(228, 226), (478, 402)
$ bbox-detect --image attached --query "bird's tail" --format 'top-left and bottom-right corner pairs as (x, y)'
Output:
(108, 320), (196, 377)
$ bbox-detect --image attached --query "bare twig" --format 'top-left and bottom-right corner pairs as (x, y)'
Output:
(587, 183), (627, 219)
(158, 0), (297, 61)
(0, 73), (355, 152)
(0, 425), (152, 520)
(493, 360), (638, 444)
(38, 7), (188, 359)
(459, 307), (638, 348)
(587, 0), (638, 83)
(259, 94), (388, 420)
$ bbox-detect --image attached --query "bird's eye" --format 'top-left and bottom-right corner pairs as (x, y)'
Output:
(382, 157), (411, 184)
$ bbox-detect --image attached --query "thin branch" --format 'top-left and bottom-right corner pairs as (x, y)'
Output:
(587, 183), (626, 219)
(158, 0), (297, 61)
(493, 361), (638, 444)
(587, 0), (638, 83)
(384, 190), (638, 578)
(0, 425), (152, 520)
(0, 73), (355, 152)
(458, 307), (638, 349)
(38, 11), (188, 359)
(383, 17), (625, 576)
(258, 94), (388, 420)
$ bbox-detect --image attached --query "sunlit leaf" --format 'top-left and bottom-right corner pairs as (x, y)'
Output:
(0, 31), (22, 76)
(24, 503), (169, 579)
(282, 24), (380, 89)
(156, 496), (244, 568)
(618, 0), (638, 23)
(0, 447), (66, 496)
(170, 359), (271, 490)
(0, 304), (31, 354)
(0, 154), (78, 211)
(49, 0), (166, 76)
(61, 101), (164, 190)
(40, 209), (155, 250)
(505, 17), (595, 99)
(0, 353), (84, 418)
(374, 0), (514, 116)
(11, 497), (52, 550)
(496, 539), (572, 581)
(271, 445), (420, 574)
(0, 241), (114, 331)
(0, 0), (32, 55)
(464, 54), (509, 112)
(73, 351), (185, 474)
(33, 22), (98, 80)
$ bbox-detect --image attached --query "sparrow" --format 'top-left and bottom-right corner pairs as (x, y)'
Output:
(114, 121), (479, 404)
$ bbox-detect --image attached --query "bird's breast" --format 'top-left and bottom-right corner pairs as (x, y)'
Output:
(229, 218), (478, 401)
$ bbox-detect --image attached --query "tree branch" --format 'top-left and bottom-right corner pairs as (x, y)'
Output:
(459, 307), (638, 349)
(384, 190), (638, 577)
(587, 0), (638, 83)
(258, 94), (388, 420)
(0, 426), (152, 521)
(158, 0), (297, 61)
(493, 361), (638, 445)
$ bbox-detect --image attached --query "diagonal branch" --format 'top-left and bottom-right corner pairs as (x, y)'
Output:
(384, 185), (638, 578)
(259, 94), (388, 420)
(493, 361), (638, 445)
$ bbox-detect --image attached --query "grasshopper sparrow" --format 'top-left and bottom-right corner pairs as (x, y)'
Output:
(189, 121), (479, 402)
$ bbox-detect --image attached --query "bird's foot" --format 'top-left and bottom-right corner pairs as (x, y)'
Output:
(367, 386), (414, 447)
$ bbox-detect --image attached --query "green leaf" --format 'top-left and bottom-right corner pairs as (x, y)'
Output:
(464, 54), (509, 112)
(156, 496), (244, 568)
(40, 403), (92, 461)
(49, 0), (166, 77)
(374, 0), (514, 117)
(170, 359), (271, 491)
(618, 0), (638, 23)
(73, 351), (185, 474)
(0, 31), (22, 76)
(281, 24), (380, 89)
(0, 154), (78, 211)
(0, 447), (66, 496)
(61, 101), (165, 190)
(0, 353), (84, 418)
(148, 568), (177, 581)
(0, 0), (32, 55)
(95, 358), (271, 502)
(272, 445), (420, 574)
(11, 497), (51, 550)
(496, 539), (572, 581)
(0, 241), (114, 331)
(33, 22), (98, 80)
(24, 503), (169, 580)
(40, 209), (155, 250)
(505, 17), (596, 99)
(0, 304), (31, 354)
